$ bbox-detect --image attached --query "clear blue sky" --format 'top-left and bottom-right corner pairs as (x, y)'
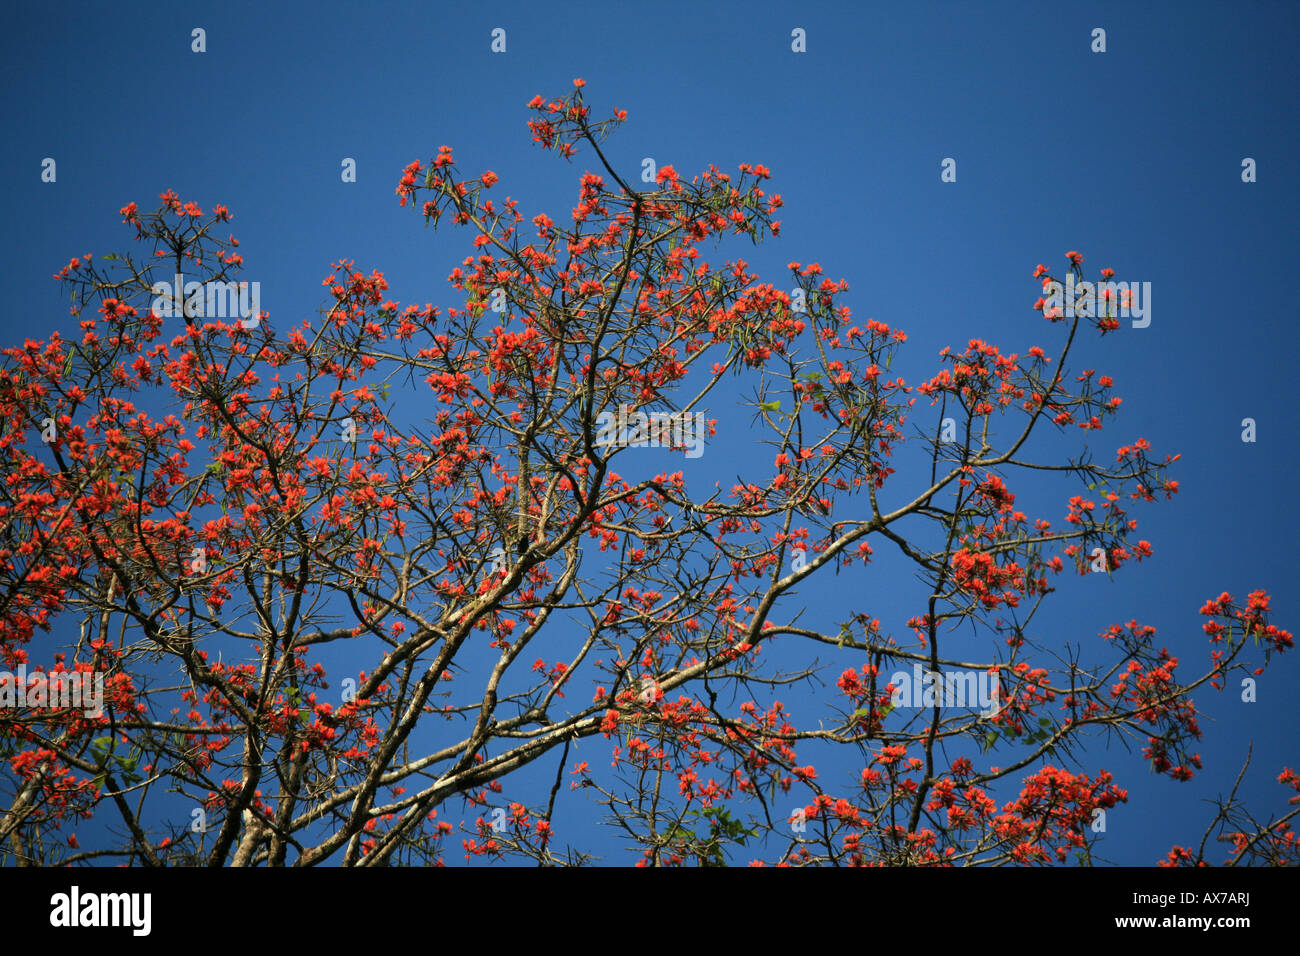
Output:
(2, 0), (1298, 865)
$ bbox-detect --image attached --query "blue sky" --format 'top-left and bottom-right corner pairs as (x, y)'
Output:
(2, 0), (1298, 865)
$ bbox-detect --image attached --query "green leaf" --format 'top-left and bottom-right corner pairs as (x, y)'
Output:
(90, 735), (114, 762)
(758, 400), (781, 412)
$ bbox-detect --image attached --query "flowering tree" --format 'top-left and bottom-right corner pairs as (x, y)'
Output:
(0, 80), (1294, 867)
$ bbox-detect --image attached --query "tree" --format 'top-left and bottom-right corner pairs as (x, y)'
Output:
(0, 80), (1294, 867)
